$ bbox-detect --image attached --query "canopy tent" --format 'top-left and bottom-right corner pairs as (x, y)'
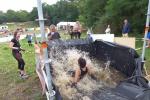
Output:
(56, 22), (76, 30)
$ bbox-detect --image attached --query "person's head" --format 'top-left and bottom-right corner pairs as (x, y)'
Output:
(76, 21), (81, 26)
(124, 19), (128, 24)
(50, 24), (56, 32)
(78, 57), (86, 68)
(13, 31), (20, 40)
(70, 26), (73, 29)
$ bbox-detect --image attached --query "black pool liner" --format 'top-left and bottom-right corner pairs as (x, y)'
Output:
(47, 39), (150, 100)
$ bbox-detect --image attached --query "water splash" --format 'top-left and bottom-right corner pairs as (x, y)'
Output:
(49, 48), (123, 99)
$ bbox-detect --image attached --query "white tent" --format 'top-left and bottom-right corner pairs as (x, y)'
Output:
(56, 22), (76, 30)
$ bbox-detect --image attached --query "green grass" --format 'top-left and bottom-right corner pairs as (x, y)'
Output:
(0, 39), (46, 99)
(0, 32), (87, 99)
(136, 38), (150, 70)
(0, 32), (150, 99)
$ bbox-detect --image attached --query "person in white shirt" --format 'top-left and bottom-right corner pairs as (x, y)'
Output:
(105, 25), (111, 34)
(87, 28), (93, 41)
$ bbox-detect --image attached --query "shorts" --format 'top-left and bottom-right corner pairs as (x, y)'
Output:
(28, 41), (32, 43)
(122, 33), (128, 37)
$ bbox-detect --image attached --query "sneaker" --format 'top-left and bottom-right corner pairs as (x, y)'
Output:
(20, 74), (28, 79)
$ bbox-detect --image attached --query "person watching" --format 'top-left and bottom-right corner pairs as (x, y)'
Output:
(47, 24), (61, 41)
(9, 31), (28, 79)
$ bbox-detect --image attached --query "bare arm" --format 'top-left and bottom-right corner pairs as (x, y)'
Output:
(74, 68), (80, 83)
(48, 35), (52, 40)
(86, 65), (93, 76)
(34, 44), (40, 54)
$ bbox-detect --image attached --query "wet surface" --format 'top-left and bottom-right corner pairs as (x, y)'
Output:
(90, 88), (130, 100)
(48, 47), (127, 100)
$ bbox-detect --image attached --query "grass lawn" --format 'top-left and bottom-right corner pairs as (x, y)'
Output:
(0, 39), (46, 99)
(136, 39), (150, 72)
(0, 33), (150, 99)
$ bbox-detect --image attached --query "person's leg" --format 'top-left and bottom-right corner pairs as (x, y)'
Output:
(35, 58), (46, 95)
(122, 33), (128, 37)
(72, 32), (75, 39)
(17, 61), (22, 75)
(36, 68), (46, 95)
(19, 59), (25, 74)
(15, 53), (26, 76)
(13, 53), (22, 74)
(30, 40), (32, 46)
(125, 33), (128, 37)
(74, 32), (78, 39)
(70, 33), (73, 39)
(148, 39), (150, 47)
(28, 41), (30, 46)
(78, 32), (81, 39)
(29, 41), (32, 46)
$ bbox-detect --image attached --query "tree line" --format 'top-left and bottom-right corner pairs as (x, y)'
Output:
(78, 0), (148, 34)
(0, 0), (148, 34)
(0, 0), (79, 25)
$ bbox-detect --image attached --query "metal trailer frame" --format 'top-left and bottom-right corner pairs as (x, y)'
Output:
(36, 0), (55, 99)
(141, 0), (150, 74)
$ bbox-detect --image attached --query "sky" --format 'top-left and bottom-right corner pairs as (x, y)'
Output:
(0, 0), (58, 12)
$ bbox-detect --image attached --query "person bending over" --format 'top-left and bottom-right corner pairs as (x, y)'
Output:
(71, 57), (92, 86)
(9, 31), (28, 79)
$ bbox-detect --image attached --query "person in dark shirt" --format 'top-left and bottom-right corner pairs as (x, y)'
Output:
(70, 26), (74, 39)
(73, 21), (82, 39)
(70, 57), (92, 87)
(9, 31), (28, 79)
(26, 33), (32, 46)
(122, 19), (130, 37)
(47, 24), (61, 41)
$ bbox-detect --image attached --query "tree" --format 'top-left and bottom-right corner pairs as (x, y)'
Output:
(0, 11), (7, 24)
(41, 0), (79, 25)
(29, 7), (38, 21)
(17, 10), (29, 22)
(78, 0), (107, 28)
(95, 0), (148, 34)
(6, 10), (18, 22)
(0, 1), (79, 25)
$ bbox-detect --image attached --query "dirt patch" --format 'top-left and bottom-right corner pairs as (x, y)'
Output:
(0, 74), (46, 100)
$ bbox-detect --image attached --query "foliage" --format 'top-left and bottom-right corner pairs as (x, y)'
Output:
(42, 0), (79, 25)
(77, 0), (148, 34)
(0, 0), (79, 26)
(102, 0), (148, 34)
(78, 0), (107, 28)
(0, 0), (149, 35)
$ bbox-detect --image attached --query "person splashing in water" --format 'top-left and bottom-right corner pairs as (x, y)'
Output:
(71, 57), (92, 87)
